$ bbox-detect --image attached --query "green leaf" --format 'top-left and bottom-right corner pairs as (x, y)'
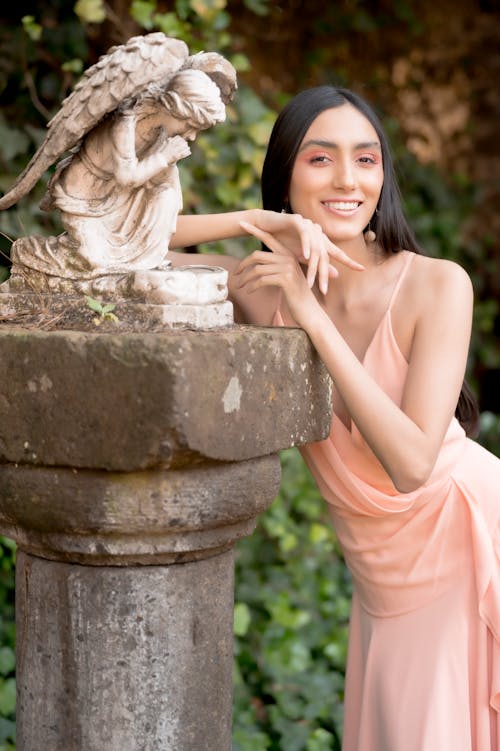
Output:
(62, 58), (84, 74)
(309, 522), (330, 545)
(233, 602), (251, 636)
(21, 15), (42, 41)
(131, 0), (156, 29)
(0, 679), (15, 716)
(0, 715), (15, 743)
(306, 727), (336, 751)
(153, 12), (189, 38)
(0, 650), (15, 678)
(84, 295), (103, 314)
(74, 0), (106, 24)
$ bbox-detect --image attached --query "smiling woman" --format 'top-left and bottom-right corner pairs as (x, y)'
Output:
(168, 84), (500, 751)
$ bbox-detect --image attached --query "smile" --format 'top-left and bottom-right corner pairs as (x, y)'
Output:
(322, 201), (361, 211)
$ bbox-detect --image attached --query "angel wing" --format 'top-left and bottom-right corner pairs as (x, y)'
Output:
(0, 33), (189, 211)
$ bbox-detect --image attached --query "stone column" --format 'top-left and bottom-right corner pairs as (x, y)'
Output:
(0, 326), (331, 751)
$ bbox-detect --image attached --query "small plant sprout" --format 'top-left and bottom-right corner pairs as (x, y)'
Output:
(84, 295), (119, 325)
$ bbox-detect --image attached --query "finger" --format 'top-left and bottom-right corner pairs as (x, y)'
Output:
(240, 220), (307, 261)
(298, 219), (312, 260)
(238, 270), (293, 294)
(328, 264), (339, 279)
(239, 221), (290, 255)
(327, 242), (364, 271)
(235, 258), (296, 287)
(306, 250), (319, 290)
(235, 250), (284, 275)
(313, 228), (332, 294)
(318, 248), (330, 295)
(235, 253), (301, 287)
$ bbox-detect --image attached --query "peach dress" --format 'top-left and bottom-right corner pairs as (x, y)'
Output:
(274, 251), (500, 750)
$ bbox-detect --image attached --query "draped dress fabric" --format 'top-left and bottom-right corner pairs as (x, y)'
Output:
(273, 251), (500, 751)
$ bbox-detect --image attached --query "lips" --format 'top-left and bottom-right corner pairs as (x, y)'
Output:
(322, 201), (361, 211)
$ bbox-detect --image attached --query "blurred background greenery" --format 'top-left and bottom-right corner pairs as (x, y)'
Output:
(0, 1), (498, 749)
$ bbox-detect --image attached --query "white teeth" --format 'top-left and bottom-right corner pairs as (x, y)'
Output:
(324, 201), (359, 210)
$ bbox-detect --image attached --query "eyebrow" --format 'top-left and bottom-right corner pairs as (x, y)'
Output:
(298, 139), (381, 152)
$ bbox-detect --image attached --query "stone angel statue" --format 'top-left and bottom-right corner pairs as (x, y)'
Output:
(0, 33), (236, 300)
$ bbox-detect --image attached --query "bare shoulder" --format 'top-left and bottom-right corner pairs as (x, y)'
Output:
(392, 253), (473, 359)
(408, 253), (473, 309)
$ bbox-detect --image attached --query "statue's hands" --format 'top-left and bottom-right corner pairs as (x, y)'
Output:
(240, 211), (363, 294)
(162, 135), (191, 165)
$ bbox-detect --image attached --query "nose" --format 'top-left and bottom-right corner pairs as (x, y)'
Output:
(335, 157), (356, 190)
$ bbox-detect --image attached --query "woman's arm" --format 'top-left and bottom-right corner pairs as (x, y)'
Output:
(171, 210), (363, 293)
(235, 236), (473, 493)
(307, 264), (472, 492)
(170, 210), (260, 248)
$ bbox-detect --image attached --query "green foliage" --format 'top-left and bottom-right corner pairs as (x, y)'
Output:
(233, 449), (350, 751)
(0, 538), (16, 750)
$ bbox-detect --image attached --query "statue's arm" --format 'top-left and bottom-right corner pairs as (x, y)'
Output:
(111, 112), (191, 187)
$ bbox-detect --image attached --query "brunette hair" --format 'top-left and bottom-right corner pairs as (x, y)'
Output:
(261, 85), (479, 436)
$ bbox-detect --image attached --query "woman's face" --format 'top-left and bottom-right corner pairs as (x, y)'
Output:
(288, 104), (384, 244)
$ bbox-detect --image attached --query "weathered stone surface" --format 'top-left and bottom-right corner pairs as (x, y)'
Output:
(0, 326), (332, 470)
(16, 549), (235, 751)
(0, 291), (234, 329)
(0, 455), (281, 564)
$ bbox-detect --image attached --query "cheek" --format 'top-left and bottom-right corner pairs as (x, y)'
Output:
(289, 165), (323, 202)
(366, 169), (384, 196)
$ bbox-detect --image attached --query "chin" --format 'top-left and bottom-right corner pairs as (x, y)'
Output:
(327, 228), (365, 244)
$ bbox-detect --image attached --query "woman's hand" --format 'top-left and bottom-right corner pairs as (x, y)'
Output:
(234, 250), (319, 329)
(240, 211), (363, 294)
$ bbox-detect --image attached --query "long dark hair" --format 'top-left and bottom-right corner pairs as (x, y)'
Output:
(261, 85), (479, 437)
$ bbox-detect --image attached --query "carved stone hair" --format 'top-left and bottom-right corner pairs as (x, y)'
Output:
(158, 69), (226, 129)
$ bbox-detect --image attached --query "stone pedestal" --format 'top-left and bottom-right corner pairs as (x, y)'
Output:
(16, 550), (235, 750)
(0, 325), (332, 751)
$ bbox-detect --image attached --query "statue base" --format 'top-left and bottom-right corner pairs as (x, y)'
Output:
(0, 292), (233, 330)
(0, 265), (234, 330)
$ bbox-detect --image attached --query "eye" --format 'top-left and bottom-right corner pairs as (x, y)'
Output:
(309, 154), (331, 164)
(358, 155), (379, 165)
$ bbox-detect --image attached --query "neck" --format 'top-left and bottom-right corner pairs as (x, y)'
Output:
(323, 235), (391, 306)
(338, 234), (386, 268)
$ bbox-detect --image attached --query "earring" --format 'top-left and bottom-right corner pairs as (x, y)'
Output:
(281, 199), (290, 214)
(364, 224), (376, 243)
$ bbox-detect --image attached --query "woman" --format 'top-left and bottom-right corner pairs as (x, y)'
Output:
(169, 86), (499, 751)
